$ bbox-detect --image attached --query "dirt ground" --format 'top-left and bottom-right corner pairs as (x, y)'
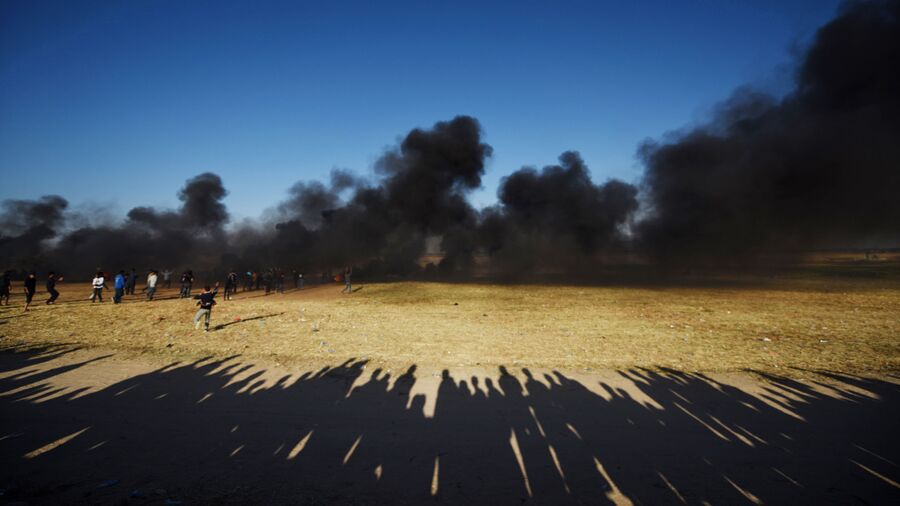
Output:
(1, 275), (898, 375)
(1, 275), (899, 504)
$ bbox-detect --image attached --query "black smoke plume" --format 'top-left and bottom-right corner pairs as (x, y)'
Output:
(0, 195), (69, 269)
(478, 152), (638, 275)
(636, 0), (900, 265)
(261, 115), (492, 275)
(41, 173), (230, 276)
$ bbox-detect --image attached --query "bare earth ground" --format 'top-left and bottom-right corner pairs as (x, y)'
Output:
(1, 274), (899, 504)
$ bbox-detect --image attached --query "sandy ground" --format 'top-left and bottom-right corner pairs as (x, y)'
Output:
(2, 278), (899, 375)
(1, 345), (899, 505)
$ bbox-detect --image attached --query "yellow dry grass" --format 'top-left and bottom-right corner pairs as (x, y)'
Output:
(2, 274), (898, 376)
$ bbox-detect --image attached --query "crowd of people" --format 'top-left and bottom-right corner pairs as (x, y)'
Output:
(1, 266), (355, 329)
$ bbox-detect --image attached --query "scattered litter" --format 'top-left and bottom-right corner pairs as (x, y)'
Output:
(233, 316), (241, 322)
(762, 337), (772, 342)
(819, 339), (828, 343)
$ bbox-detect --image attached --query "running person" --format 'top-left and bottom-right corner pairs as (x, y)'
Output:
(45, 271), (62, 304)
(23, 272), (37, 311)
(146, 270), (158, 300)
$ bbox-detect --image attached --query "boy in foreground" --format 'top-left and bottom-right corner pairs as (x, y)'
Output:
(193, 282), (219, 332)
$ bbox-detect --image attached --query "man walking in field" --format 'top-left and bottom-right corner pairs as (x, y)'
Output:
(180, 270), (193, 298)
(91, 271), (105, 302)
(341, 266), (352, 294)
(113, 270), (126, 304)
(126, 267), (137, 295)
(193, 283), (219, 332)
(45, 271), (62, 304)
(0, 271), (11, 305)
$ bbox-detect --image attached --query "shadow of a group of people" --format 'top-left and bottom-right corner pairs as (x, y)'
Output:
(1, 344), (898, 505)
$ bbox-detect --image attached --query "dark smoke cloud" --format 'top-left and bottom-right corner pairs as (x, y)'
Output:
(0, 195), (69, 269)
(478, 152), (638, 274)
(264, 116), (492, 275)
(127, 173), (229, 235)
(25, 173), (231, 276)
(636, 0), (900, 265)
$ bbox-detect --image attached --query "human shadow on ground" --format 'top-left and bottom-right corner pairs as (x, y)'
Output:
(1, 346), (898, 505)
(211, 313), (285, 332)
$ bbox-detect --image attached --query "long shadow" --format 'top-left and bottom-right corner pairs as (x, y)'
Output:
(211, 313), (284, 331)
(0, 347), (898, 505)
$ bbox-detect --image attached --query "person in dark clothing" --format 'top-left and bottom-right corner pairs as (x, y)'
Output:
(45, 271), (62, 304)
(0, 271), (11, 306)
(126, 268), (137, 295)
(193, 283), (219, 332)
(113, 271), (126, 304)
(23, 272), (37, 311)
(264, 270), (273, 295)
(180, 270), (194, 298)
(224, 270), (237, 301)
(341, 266), (353, 294)
(276, 270), (285, 294)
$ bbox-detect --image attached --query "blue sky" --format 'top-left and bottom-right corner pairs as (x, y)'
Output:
(0, 0), (842, 221)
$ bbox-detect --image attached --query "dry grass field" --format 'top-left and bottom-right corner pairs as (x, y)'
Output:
(2, 267), (898, 376)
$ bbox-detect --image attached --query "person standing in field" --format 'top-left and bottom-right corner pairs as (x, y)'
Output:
(146, 270), (158, 300)
(180, 270), (193, 298)
(276, 270), (285, 293)
(224, 270), (237, 300)
(126, 267), (137, 295)
(91, 271), (105, 302)
(23, 272), (37, 311)
(341, 266), (352, 294)
(0, 271), (11, 305)
(113, 270), (126, 304)
(298, 273), (304, 290)
(193, 283), (219, 332)
(45, 271), (62, 304)
(161, 269), (172, 288)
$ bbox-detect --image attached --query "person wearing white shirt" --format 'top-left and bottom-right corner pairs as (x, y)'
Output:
(91, 272), (105, 303)
(146, 271), (158, 300)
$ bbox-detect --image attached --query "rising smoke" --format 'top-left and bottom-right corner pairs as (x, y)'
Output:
(636, 0), (900, 265)
(1, 0), (898, 279)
